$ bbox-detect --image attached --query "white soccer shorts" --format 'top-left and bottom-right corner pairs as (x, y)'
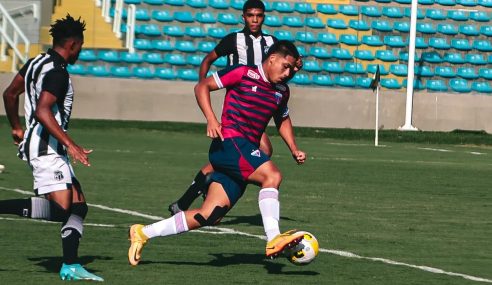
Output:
(30, 154), (76, 195)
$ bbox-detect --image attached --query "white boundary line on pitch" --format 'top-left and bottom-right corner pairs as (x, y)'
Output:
(1, 186), (491, 283)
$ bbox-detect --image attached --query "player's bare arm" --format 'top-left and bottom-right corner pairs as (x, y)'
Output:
(194, 76), (223, 140)
(275, 115), (306, 164)
(36, 91), (92, 166)
(198, 50), (219, 81)
(3, 73), (26, 145)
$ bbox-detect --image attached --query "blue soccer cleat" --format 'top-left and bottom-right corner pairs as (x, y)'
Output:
(59, 263), (104, 282)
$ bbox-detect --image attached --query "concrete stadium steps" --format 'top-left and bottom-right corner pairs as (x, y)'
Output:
(0, 43), (41, 72)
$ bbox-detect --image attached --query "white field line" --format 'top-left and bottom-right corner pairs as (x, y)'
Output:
(418, 147), (453, 152)
(1, 186), (491, 283)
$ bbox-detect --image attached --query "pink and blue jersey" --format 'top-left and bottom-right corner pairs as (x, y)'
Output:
(212, 64), (290, 146)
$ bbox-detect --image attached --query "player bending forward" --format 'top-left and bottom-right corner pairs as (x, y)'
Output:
(128, 40), (306, 265)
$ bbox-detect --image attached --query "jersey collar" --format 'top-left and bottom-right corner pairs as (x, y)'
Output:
(47, 48), (68, 67)
(241, 28), (263, 39)
(257, 64), (269, 83)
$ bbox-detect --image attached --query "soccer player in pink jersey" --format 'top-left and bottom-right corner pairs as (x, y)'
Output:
(128, 41), (306, 265)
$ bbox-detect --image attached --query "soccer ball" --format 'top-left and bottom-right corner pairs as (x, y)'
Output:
(285, 231), (319, 265)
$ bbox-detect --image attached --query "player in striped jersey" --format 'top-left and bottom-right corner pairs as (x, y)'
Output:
(129, 41), (306, 265)
(1, 15), (103, 282)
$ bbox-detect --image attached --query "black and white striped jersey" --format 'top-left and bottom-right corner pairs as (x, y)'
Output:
(214, 28), (277, 66)
(18, 48), (73, 161)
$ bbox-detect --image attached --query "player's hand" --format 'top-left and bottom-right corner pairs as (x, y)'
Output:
(292, 150), (306, 165)
(11, 128), (24, 145)
(67, 144), (93, 166)
(207, 118), (223, 141)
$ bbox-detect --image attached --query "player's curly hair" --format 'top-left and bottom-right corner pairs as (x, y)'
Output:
(49, 14), (86, 47)
(265, 40), (300, 60)
(242, 0), (265, 13)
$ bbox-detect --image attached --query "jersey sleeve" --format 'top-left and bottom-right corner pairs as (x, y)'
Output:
(273, 85), (290, 121)
(18, 58), (34, 78)
(214, 33), (236, 57)
(41, 68), (69, 98)
(213, 65), (245, 89)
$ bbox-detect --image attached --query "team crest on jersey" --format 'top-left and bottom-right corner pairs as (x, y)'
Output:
(54, 171), (64, 181)
(274, 92), (283, 104)
(275, 84), (287, 92)
(247, 70), (260, 80)
(251, 149), (261, 157)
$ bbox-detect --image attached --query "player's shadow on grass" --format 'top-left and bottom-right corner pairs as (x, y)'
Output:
(220, 214), (297, 227)
(141, 253), (318, 276)
(28, 255), (112, 273)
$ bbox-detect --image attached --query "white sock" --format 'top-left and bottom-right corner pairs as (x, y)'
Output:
(258, 188), (280, 242)
(142, 211), (189, 239)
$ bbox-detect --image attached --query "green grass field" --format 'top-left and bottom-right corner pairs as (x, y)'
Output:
(1, 119), (491, 284)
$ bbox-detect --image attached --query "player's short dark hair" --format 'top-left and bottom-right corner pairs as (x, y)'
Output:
(49, 14), (86, 47)
(243, 0), (265, 13)
(265, 40), (300, 60)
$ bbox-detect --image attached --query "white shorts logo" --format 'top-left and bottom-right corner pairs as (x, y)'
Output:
(247, 70), (260, 80)
(251, 149), (261, 157)
(54, 170), (64, 181)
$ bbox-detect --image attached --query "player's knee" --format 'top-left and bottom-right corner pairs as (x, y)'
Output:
(49, 201), (71, 223)
(71, 202), (88, 220)
(264, 170), (282, 187)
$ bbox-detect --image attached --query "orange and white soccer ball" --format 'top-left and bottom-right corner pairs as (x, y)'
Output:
(285, 231), (319, 265)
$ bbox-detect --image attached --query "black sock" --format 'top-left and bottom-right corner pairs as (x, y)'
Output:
(61, 227), (81, 264)
(176, 171), (207, 210)
(0, 199), (31, 217)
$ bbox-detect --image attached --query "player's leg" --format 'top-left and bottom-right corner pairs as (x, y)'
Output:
(259, 133), (273, 157)
(168, 163), (214, 215)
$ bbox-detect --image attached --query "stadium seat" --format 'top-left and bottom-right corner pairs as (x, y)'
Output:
(229, 0), (245, 10)
(384, 35), (406, 48)
(367, 64), (389, 75)
(335, 76), (356, 87)
(120, 51), (143, 64)
(435, 66), (456, 78)
(274, 30), (294, 41)
(414, 37), (428, 49)
(164, 53), (186, 65)
(110, 66), (132, 78)
(186, 0), (207, 8)
(354, 49), (375, 60)
(163, 25), (184, 37)
(134, 38), (152, 50)
(472, 39), (492, 52)
(142, 52), (165, 64)
(197, 41), (216, 53)
(213, 56), (227, 67)
(175, 40), (197, 53)
(291, 73), (311, 85)
(417, 22), (436, 34)
(265, 15), (282, 27)
(294, 3), (315, 14)
(318, 32), (338, 44)
(444, 52), (465, 64)
(87, 65), (111, 77)
(479, 68), (492, 80)
(419, 0), (435, 4)
(195, 12), (216, 24)
(451, 38), (472, 51)
(414, 65), (434, 77)
(436, 0), (456, 5)
(489, 54), (492, 64)
(209, 0), (229, 9)
(144, 0), (164, 5)
(402, 79), (426, 90)
(67, 64), (87, 75)
(296, 46), (308, 57)
(283, 16), (303, 27)
(456, 0), (478, 6)
(207, 27), (227, 39)
(151, 10), (173, 22)
(449, 78), (471, 93)
(98, 50), (120, 62)
(152, 39), (173, 51)
(133, 67), (154, 79)
(357, 77), (373, 89)
(295, 31), (316, 43)
(390, 64), (408, 76)
(165, 0), (184, 5)
(381, 78), (402, 89)
(312, 74), (334, 86)
(376, 50), (398, 62)
(339, 5), (359, 16)
(174, 11), (193, 23)
(371, 20), (392, 32)
(79, 49), (97, 62)
(426, 79), (448, 91)
(481, 26), (492, 36)
(340, 34), (360, 45)
(447, 10), (468, 21)
(141, 24), (162, 36)
(421, 52), (443, 63)
(466, 53), (487, 65)
(478, 0), (492, 6)
(344, 62), (366, 74)
(400, 51), (421, 62)
(395, 0), (411, 3)
(155, 67), (177, 79)
(185, 26), (206, 38)
(135, 8), (151, 21)
(361, 6), (381, 17)
(459, 24), (480, 36)
(305, 17), (325, 29)
(262, 0), (273, 12)
(375, 0), (391, 3)
(349, 19), (370, 31)
(382, 7), (404, 18)
(178, 69), (199, 81)
(457, 67), (479, 79)
(303, 60), (322, 72)
(429, 37), (450, 49)
(316, 3), (337, 14)
(404, 7), (425, 19)
(323, 61), (344, 73)
(472, 81), (492, 93)
(218, 13), (240, 25)
(331, 48), (352, 60)
(273, 1), (294, 13)
(426, 8), (446, 20)
(470, 11), (490, 22)
(327, 19), (347, 29)
(308, 46), (330, 59)
(362, 35), (383, 46)
(186, 54), (204, 66)
(393, 21), (410, 32)
(125, 0), (142, 4)
(437, 23), (458, 35)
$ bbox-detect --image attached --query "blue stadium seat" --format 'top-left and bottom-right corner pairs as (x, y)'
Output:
(381, 78), (402, 89)
(393, 21), (410, 32)
(457, 67), (479, 79)
(218, 13), (240, 25)
(174, 11), (194, 23)
(481, 26), (492, 36)
(213, 56), (227, 67)
(466, 54), (487, 65)
(229, 0), (245, 10)
(404, 7), (424, 19)
(384, 35), (406, 48)
(344, 62), (366, 74)
(436, 0), (456, 5)
(414, 37), (428, 49)
(331, 48), (352, 60)
(209, 0), (229, 9)
(178, 69), (199, 81)
(135, 8), (151, 21)
(175, 40), (197, 53)
(197, 41), (216, 53)
(155, 67), (177, 80)
(349, 19), (370, 31)
(303, 60), (322, 72)
(165, 0), (184, 5)
(207, 27), (227, 39)
(143, 0), (165, 4)
(395, 0), (412, 3)
(274, 30), (294, 41)
(98, 50), (120, 62)
(335, 76), (356, 87)
(186, 0), (207, 8)
(459, 24), (480, 36)
(152, 39), (173, 51)
(447, 10), (468, 21)
(164, 53), (186, 65)
(435, 66), (456, 78)
(371, 20), (392, 32)
(437, 23), (458, 35)
(362, 35), (383, 46)
(421, 52), (443, 63)
(361, 6), (381, 17)
(426, 79), (448, 91)
(291, 73), (311, 85)
(444, 52), (465, 64)
(186, 54), (204, 66)
(357, 77), (373, 89)
(327, 19), (347, 29)
(163, 25), (184, 37)
(87, 65), (111, 77)
(419, 0), (435, 4)
(141, 24), (162, 36)
(296, 46), (308, 57)
(295, 31), (316, 43)
(426, 8), (446, 20)
(273, 1), (293, 13)
(79, 49), (97, 62)
(429, 37), (450, 50)
(451, 38), (472, 51)
(265, 15), (282, 27)
(318, 32), (338, 44)
(67, 64), (87, 75)
(375, 0), (391, 3)
(382, 7), (404, 18)
(110, 66), (132, 78)
(312, 74), (334, 86)
(294, 3), (315, 14)
(305, 17), (325, 29)
(456, 0), (478, 6)
(400, 51), (421, 62)
(478, 0), (492, 6)
(133, 66), (154, 79)
(390, 64), (408, 76)
(323, 61), (344, 73)
(316, 3), (337, 14)
(376, 50), (398, 62)
(367, 64), (389, 75)
(402, 79), (426, 90)
(414, 65), (434, 77)
(479, 68), (492, 80)
(340, 34), (360, 45)
(152, 10), (173, 22)
(195, 12), (216, 24)
(472, 81), (492, 93)
(263, 1), (273, 12)
(339, 5), (359, 16)
(470, 11), (490, 22)
(354, 49), (375, 60)
(134, 38), (152, 50)
(143, 52), (165, 64)
(120, 51), (143, 64)
(185, 26), (206, 38)
(449, 78), (471, 93)
(125, 0), (142, 4)
(283, 16), (303, 27)
(489, 54), (492, 64)
(417, 22), (436, 34)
